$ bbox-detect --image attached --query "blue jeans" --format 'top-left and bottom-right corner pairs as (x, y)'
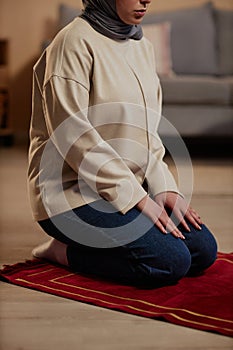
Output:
(39, 200), (217, 287)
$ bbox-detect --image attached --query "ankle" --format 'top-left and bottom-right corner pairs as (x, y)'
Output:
(52, 239), (69, 266)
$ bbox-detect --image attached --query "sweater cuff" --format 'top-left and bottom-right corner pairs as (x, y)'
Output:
(108, 179), (148, 215)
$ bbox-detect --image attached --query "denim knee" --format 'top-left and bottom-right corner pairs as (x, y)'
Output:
(131, 243), (192, 286)
(184, 224), (218, 275)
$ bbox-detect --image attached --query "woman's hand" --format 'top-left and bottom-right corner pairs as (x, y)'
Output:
(154, 192), (202, 232)
(136, 195), (185, 239)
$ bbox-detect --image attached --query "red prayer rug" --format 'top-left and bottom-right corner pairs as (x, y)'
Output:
(1, 252), (233, 337)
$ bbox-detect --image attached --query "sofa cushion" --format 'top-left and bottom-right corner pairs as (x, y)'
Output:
(159, 105), (233, 137)
(58, 4), (82, 30)
(143, 2), (218, 75)
(142, 22), (174, 77)
(215, 9), (233, 75)
(160, 76), (233, 105)
(224, 77), (233, 104)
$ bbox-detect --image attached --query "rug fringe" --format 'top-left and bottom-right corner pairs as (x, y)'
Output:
(0, 259), (46, 275)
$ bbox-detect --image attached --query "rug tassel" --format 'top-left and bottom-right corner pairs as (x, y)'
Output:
(0, 259), (46, 275)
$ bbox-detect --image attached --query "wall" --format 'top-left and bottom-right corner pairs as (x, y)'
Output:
(0, 0), (232, 142)
(0, 0), (83, 142)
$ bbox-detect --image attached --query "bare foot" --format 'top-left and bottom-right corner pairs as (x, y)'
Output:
(32, 238), (68, 266)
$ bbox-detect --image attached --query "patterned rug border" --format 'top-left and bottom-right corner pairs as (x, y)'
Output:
(1, 252), (233, 337)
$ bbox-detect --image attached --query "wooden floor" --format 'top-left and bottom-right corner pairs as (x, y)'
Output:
(0, 146), (233, 350)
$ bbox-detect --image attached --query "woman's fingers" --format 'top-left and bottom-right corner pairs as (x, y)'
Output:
(165, 219), (186, 240)
(174, 209), (191, 232)
(154, 192), (203, 234)
(189, 207), (203, 224)
(168, 197), (202, 231)
(155, 212), (185, 240)
(137, 196), (186, 239)
(185, 208), (202, 230)
(154, 220), (167, 234)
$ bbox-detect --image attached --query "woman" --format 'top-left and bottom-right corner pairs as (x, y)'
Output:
(28, 0), (217, 287)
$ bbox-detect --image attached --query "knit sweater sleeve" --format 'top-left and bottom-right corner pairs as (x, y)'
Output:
(42, 75), (147, 214)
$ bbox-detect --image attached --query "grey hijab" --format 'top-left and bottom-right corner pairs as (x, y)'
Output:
(80, 0), (143, 40)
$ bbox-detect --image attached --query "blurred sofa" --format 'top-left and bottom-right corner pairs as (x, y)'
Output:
(142, 2), (233, 138)
(52, 2), (233, 139)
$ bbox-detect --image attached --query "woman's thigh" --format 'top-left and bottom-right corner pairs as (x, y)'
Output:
(39, 201), (193, 285)
(39, 199), (156, 248)
(38, 200), (217, 285)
